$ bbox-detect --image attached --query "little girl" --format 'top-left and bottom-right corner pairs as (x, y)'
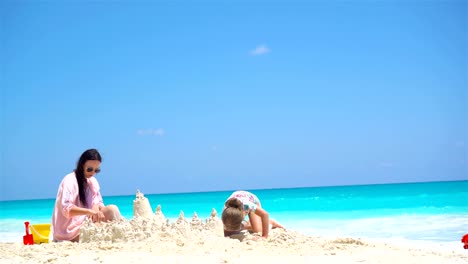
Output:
(221, 190), (283, 238)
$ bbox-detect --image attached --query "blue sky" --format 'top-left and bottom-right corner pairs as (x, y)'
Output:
(1, 0), (466, 201)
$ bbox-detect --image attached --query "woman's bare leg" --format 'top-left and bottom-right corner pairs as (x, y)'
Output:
(100, 205), (122, 221)
(70, 235), (80, 242)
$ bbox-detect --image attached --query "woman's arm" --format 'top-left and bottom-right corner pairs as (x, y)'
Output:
(86, 177), (105, 222)
(68, 205), (102, 219)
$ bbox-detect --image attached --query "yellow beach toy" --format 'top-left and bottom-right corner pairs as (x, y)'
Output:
(30, 223), (51, 244)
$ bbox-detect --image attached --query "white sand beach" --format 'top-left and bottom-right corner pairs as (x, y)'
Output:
(1, 191), (466, 264)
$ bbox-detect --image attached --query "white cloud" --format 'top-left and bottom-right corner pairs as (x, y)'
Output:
(250, 44), (271, 56)
(137, 128), (165, 136)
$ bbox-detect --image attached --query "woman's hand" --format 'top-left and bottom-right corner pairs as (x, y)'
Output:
(88, 209), (105, 223)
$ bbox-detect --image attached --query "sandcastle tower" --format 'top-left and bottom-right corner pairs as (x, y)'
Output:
(190, 212), (204, 231)
(205, 208), (224, 237)
(153, 204), (166, 227)
(133, 190), (154, 218)
(176, 210), (188, 225)
(155, 205), (165, 219)
(172, 210), (191, 237)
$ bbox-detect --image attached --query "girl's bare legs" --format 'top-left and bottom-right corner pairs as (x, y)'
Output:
(269, 218), (284, 229)
(248, 211), (263, 233)
(246, 202), (284, 235)
(244, 218), (284, 231)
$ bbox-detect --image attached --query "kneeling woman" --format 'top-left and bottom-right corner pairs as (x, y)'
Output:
(52, 149), (122, 242)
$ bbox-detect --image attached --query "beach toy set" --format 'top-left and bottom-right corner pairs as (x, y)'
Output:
(23, 221), (51, 245)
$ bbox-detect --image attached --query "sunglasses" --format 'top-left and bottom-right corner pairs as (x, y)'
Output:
(86, 167), (101, 173)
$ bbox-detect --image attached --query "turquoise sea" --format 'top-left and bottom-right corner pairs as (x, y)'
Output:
(1, 180), (467, 248)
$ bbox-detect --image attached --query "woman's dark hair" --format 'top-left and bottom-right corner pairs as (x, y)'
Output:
(75, 148), (102, 207)
(222, 198), (244, 231)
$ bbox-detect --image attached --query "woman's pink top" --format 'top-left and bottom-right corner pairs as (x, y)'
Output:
(51, 172), (104, 241)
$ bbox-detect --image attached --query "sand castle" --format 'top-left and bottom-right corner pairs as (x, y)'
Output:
(80, 190), (224, 243)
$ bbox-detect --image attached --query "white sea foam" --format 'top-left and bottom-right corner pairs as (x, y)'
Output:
(283, 213), (468, 250)
(0, 232), (24, 243)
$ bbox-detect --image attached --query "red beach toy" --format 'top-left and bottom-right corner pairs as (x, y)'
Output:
(462, 234), (468, 249)
(23, 221), (34, 245)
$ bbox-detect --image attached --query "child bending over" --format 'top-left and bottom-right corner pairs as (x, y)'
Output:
(222, 191), (283, 238)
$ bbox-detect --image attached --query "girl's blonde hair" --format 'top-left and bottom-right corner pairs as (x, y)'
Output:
(221, 198), (244, 231)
